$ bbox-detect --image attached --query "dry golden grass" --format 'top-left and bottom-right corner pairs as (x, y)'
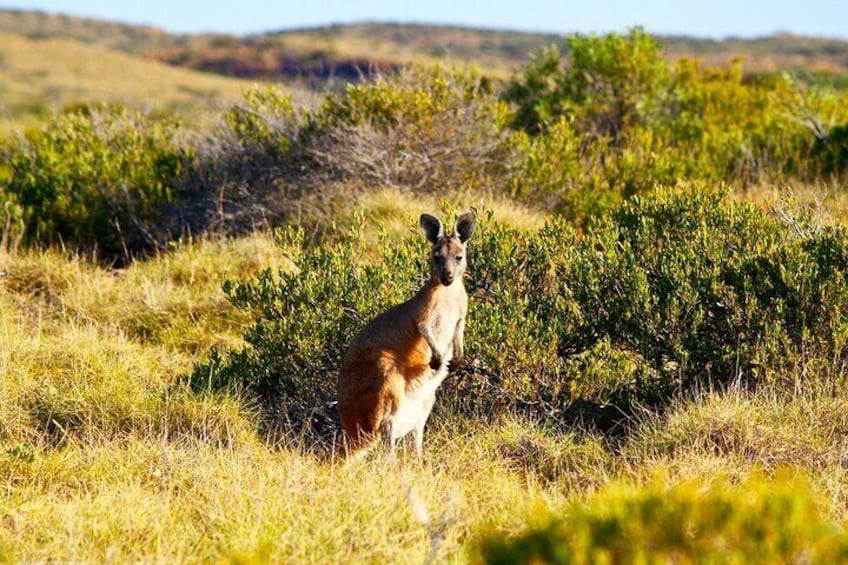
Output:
(1, 422), (579, 562)
(1, 259), (571, 561)
(0, 232), (288, 354)
(0, 31), (262, 133)
(736, 180), (848, 225)
(2, 202), (848, 562)
(316, 186), (548, 254)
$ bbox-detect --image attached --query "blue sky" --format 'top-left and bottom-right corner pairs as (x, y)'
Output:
(4, 0), (848, 39)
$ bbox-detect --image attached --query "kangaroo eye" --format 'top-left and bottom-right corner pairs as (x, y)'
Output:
(456, 256), (463, 261)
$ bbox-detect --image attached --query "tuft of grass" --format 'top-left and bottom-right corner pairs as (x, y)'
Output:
(322, 186), (548, 251)
(477, 417), (610, 490)
(0, 307), (253, 447)
(1, 417), (578, 562)
(622, 382), (848, 519)
(1, 232), (288, 354)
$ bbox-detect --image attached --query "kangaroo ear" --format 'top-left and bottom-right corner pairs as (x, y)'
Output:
(419, 214), (443, 244)
(455, 212), (477, 243)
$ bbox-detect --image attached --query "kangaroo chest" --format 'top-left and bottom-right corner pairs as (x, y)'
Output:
(421, 288), (465, 350)
(428, 307), (461, 350)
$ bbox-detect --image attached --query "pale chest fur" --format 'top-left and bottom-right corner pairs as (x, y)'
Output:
(418, 284), (466, 355)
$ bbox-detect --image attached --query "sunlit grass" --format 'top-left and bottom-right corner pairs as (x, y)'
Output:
(1, 232), (288, 355)
(2, 201), (848, 561)
(0, 31), (263, 133)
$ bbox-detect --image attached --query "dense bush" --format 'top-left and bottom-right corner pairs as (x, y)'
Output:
(310, 66), (513, 194)
(164, 86), (313, 238)
(559, 188), (848, 387)
(191, 189), (848, 437)
(187, 211), (562, 438)
(481, 474), (848, 563)
(181, 68), (514, 238)
(505, 29), (848, 224)
(505, 28), (669, 138)
(1, 105), (194, 259)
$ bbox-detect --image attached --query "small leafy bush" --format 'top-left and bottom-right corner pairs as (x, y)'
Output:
(813, 122), (848, 176)
(557, 188), (848, 390)
(480, 474), (848, 564)
(222, 87), (301, 163)
(506, 28), (668, 138)
(311, 66), (513, 194)
(187, 86), (311, 235)
(505, 30), (848, 223)
(2, 105), (194, 260)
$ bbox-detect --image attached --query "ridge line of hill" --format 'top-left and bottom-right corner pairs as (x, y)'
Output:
(2, 8), (848, 84)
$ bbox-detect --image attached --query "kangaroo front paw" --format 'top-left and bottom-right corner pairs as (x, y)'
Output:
(429, 354), (443, 370)
(448, 355), (463, 372)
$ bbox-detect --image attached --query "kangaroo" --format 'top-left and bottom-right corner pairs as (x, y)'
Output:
(337, 212), (477, 459)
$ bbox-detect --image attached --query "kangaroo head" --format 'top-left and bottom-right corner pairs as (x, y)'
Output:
(419, 212), (477, 287)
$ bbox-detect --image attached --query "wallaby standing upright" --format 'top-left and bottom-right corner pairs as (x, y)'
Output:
(337, 212), (477, 459)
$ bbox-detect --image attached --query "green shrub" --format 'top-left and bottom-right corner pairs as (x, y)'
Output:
(188, 218), (425, 438)
(502, 45), (566, 136)
(184, 71), (516, 237)
(505, 28), (669, 138)
(192, 190), (848, 437)
(507, 119), (685, 225)
(480, 474), (848, 564)
(222, 86), (300, 163)
(813, 122), (848, 176)
(2, 105), (194, 260)
(188, 211), (566, 437)
(504, 31), (848, 222)
(188, 85), (311, 235)
(557, 188), (848, 391)
(312, 66), (513, 194)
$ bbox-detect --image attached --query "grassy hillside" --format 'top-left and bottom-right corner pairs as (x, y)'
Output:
(0, 30), (264, 132)
(0, 8), (175, 52)
(2, 9), (848, 86)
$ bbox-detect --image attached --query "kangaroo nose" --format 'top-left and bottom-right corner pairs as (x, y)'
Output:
(441, 273), (454, 285)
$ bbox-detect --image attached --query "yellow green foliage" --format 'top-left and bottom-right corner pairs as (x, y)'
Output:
(506, 29), (848, 225)
(481, 474), (848, 564)
(312, 66), (513, 194)
(4, 105), (194, 258)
